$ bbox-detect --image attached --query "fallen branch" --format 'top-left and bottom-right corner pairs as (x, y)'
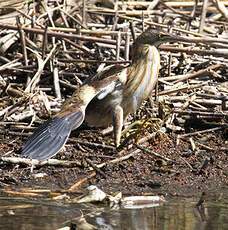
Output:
(178, 126), (225, 138)
(0, 157), (82, 167)
(136, 144), (174, 163)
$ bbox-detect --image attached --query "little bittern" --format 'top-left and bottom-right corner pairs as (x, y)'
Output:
(22, 29), (176, 160)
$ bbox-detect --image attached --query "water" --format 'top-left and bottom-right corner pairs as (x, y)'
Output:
(0, 192), (227, 230)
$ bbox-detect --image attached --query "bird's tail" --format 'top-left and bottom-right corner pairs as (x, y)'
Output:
(21, 110), (84, 160)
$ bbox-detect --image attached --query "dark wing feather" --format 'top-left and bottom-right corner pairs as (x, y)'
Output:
(21, 111), (84, 160)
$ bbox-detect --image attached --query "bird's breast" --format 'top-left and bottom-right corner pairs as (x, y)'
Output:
(122, 45), (160, 113)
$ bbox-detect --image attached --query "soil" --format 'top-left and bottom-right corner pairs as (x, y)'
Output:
(0, 126), (227, 197)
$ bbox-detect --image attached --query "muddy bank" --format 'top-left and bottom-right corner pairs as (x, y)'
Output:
(0, 128), (227, 197)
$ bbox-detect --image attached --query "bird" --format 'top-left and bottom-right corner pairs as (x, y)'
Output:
(21, 29), (177, 160)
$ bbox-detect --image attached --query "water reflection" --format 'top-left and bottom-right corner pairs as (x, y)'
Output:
(0, 193), (227, 230)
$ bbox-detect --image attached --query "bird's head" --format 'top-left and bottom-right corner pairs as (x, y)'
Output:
(133, 29), (178, 48)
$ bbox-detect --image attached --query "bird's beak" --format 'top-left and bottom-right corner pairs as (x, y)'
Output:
(161, 33), (179, 43)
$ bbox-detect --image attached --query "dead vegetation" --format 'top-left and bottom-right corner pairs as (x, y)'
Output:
(0, 0), (227, 196)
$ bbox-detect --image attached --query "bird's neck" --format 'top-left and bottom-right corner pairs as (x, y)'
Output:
(123, 44), (160, 113)
(131, 44), (158, 63)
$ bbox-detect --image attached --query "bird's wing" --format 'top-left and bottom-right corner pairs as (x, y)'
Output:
(21, 110), (84, 160)
(86, 64), (128, 82)
(88, 64), (129, 100)
(21, 64), (129, 160)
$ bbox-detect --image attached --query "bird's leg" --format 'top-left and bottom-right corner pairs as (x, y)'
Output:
(100, 126), (113, 136)
(112, 105), (123, 147)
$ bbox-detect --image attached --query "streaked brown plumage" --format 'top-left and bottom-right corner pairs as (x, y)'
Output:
(22, 29), (177, 160)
